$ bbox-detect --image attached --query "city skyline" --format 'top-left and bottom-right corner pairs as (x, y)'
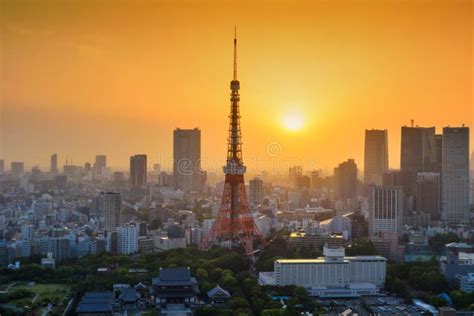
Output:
(1, 0), (472, 171)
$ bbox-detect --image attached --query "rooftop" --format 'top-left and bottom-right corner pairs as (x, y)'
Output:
(76, 291), (113, 314)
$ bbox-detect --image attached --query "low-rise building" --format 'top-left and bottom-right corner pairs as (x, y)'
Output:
(440, 242), (474, 285)
(262, 246), (386, 298)
(152, 267), (199, 315)
(454, 273), (474, 293)
(76, 292), (114, 316)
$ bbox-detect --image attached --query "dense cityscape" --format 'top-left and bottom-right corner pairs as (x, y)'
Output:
(1, 1), (473, 316)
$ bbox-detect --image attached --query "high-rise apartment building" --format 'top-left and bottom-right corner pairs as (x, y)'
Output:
(130, 154), (147, 187)
(173, 128), (204, 192)
(117, 224), (138, 255)
(104, 192), (122, 231)
(249, 177), (264, 206)
(368, 185), (403, 236)
(415, 172), (440, 220)
(441, 127), (470, 224)
(51, 154), (58, 173)
(334, 159), (358, 202)
(49, 237), (70, 264)
(11, 161), (25, 176)
(94, 155), (107, 178)
(400, 126), (436, 196)
(364, 129), (388, 185)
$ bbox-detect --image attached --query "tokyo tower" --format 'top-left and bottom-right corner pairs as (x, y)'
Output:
(201, 29), (265, 255)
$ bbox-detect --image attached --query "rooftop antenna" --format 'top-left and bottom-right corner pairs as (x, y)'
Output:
(233, 26), (237, 80)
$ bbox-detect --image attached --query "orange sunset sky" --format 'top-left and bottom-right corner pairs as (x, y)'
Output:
(1, 0), (473, 175)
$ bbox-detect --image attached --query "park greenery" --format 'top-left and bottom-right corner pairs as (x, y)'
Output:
(2, 234), (473, 315)
(1, 246), (321, 315)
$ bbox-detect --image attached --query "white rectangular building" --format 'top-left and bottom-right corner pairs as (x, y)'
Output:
(117, 225), (138, 255)
(273, 246), (386, 297)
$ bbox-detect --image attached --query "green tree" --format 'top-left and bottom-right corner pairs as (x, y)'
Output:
(196, 268), (208, 281)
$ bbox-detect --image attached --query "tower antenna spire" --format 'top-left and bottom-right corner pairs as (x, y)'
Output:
(233, 26), (237, 80)
(201, 29), (265, 256)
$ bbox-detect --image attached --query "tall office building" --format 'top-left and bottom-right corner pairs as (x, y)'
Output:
(416, 172), (440, 220)
(117, 224), (138, 255)
(368, 185), (403, 236)
(130, 154), (147, 187)
(0, 160), (4, 173)
(383, 170), (403, 187)
(94, 155), (107, 178)
(104, 192), (122, 231)
(334, 159), (358, 202)
(441, 127), (470, 224)
(364, 129), (388, 185)
(173, 128), (204, 192)
(470, 151), (474, 171)
(434, 134), (443, 173)
(51, 154), (58, 173)
(249, 177), (264, 206)
(400, 126), (436, 196)
(11, 161), (25, 176)
(289, 165), (303, 187)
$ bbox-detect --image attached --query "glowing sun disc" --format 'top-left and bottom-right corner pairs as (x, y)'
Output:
(283, 112), (304, 131)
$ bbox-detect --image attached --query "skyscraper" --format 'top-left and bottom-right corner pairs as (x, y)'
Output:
(51, 153), (58, 173)
(441, 127), (470, 224)
(382, 170), (403, 187)
(11, 161), (24, 176)
(434, 134), (443, 173)
(173, 128), (204, 192)
(104, 192), (122, 231)
(249, 177), (264, 206)
(364, 129), (388, 185)
(416, 172), (440, 220)
(471, 151), (474, 171)
(334, 159), (358, 202)
(94, 155), (107, 178)
(289, 165), (303, 187)
(0, 160), (4, 173)
(400, 126), (436, 197)
(368, 185), (403, 236)
(130, 154), (147, 187)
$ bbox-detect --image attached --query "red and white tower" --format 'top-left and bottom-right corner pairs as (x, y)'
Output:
(201, 30), (265, 255)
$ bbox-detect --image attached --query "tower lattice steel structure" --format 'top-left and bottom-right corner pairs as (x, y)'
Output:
(201, 30), (264, 255)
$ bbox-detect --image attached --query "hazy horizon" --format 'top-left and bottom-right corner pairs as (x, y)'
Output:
(1, 0), (473, 173)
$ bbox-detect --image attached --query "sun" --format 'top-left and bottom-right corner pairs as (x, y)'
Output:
(283, 112), (304, 131)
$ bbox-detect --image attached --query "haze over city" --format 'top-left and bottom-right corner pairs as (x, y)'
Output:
(2, 1), (474, 315)
(1, 0), (472, 172)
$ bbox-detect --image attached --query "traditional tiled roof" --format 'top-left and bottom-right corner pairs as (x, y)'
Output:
(119, 288), (140, 302)
(76, 292), (113, 314)
(152, 267), (197, 287)
(207, 285), (231, 298)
